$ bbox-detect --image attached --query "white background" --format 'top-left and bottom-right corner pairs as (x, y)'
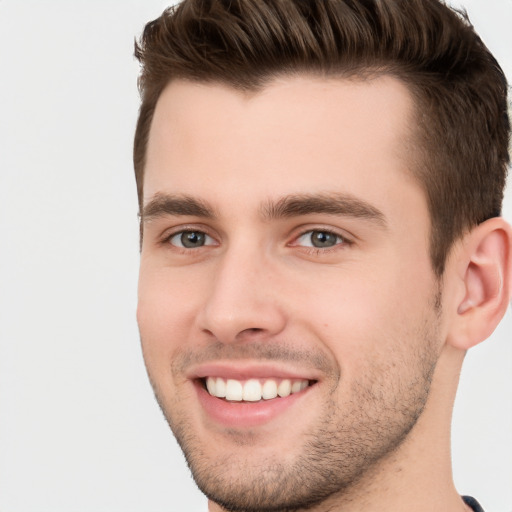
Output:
(0, 1), (510, 511)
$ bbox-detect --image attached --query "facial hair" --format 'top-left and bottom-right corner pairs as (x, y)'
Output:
(144, 295), (442, 512)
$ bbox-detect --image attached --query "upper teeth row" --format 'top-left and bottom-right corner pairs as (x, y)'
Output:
(206, 377), (309, 402)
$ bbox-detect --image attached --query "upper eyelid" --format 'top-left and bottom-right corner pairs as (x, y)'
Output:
(298, 227), (346, 236)
(169, 230), (217, 247)
(291, 225), (355, 243)
(297, 229), (345, 239)
(159, 224), (218, 242)
(291, 230), (351, 248)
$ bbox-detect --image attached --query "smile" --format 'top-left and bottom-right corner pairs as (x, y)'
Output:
(190, 363), (319, 427)
(205, 377), (311, 402)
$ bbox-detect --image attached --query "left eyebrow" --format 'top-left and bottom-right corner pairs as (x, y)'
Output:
(261, 193), (387, 228)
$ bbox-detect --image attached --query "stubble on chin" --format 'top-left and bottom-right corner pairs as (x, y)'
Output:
(153, 358), (437, 510)
(144, 292), (443, 512)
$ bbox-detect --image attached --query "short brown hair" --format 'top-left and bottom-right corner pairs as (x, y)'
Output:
(134, 0), (510, 275)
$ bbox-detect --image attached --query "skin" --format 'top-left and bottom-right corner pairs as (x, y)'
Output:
(137, 76), (511, 512)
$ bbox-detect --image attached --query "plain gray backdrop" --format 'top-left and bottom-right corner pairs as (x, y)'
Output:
(0, 1), (511, 511)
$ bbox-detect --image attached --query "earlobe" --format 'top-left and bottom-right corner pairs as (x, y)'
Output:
(447, 217), (512, 350)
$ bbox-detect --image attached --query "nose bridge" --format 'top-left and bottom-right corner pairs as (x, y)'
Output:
(198, 238), (286, 343)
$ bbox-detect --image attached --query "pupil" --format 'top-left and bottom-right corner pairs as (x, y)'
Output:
(312, 231), (336, 247)
(182, 231), (205, 248)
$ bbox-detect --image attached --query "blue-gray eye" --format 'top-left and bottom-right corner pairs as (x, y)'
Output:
(169, 231), (214, 248)
(297, 230), (343, 248)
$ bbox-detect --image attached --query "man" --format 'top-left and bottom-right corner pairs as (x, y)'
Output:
(133, 1), (511, 511)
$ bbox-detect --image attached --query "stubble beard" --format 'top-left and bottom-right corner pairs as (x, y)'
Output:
(146, 302), (441, 512)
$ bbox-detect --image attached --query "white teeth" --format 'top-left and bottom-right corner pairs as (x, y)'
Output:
(215, 377), (226, 398)
(225, 379), (243, 401)
(262, 379), (278, 400)
(277, 379), (292, 397)
(205, 377), (310, 401)
(291, 380), (302, 393)
(242, 379), (262, 402)
(206, 377), (216, 395)
(292, 380), (309, 393)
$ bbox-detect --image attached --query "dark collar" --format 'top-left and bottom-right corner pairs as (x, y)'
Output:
(463, 496), (485, 512)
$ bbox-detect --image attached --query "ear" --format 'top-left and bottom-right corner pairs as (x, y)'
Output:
(446, 217), (512, 350)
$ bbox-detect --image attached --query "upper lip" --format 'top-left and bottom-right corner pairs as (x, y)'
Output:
(186, 361), (322, 382)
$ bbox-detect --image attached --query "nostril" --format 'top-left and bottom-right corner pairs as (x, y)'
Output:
(198, 296), (287, 343)
(240, 327), (265, 336)
(232, 327), (267, 343)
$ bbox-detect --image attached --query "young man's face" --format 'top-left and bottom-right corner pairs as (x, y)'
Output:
(137, 76), (448, 510)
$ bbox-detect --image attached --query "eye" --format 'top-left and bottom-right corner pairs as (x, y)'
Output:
(168, 230), (216, 249)
(295, 230), (347, 249)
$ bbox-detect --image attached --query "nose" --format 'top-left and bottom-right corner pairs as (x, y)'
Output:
(196, 246), (287, 344)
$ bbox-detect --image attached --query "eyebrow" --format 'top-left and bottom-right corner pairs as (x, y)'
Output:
(142, 193), (216, 221)
(261, 193), (387, 227)
(141, 191), (387, 228)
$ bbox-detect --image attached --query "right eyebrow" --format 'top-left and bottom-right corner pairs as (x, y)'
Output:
(141, 193), (217, 221)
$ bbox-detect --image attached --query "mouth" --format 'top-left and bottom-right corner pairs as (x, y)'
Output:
(189, 363), (320, 428)
(201, 376), (314, 402)
(192, 374), (317, 428)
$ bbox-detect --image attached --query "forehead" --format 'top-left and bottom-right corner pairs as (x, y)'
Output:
(144, 75), (423, 221)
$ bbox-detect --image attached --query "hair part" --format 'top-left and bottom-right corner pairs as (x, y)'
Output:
(134, 0), (510, 275)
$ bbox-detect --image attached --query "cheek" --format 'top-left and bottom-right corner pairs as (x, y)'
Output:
(291, 260), (435, 361)
(137, 266), (204, 368)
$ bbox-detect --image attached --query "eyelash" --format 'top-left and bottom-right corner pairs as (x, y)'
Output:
(291, 228), (353, 253)
(160, 226), (217, 251)
(159, 227), (353, 254)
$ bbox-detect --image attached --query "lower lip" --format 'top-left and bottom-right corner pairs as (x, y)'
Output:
(195, 381), (311, 428)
